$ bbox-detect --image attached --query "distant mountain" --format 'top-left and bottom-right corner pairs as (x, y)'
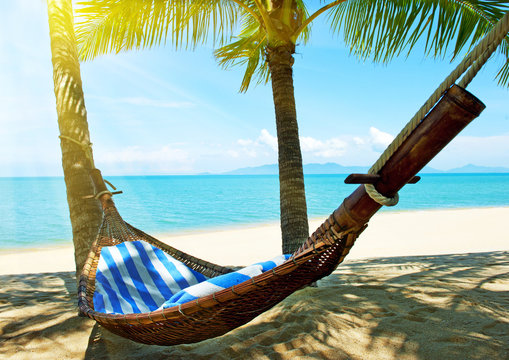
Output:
(420, 166), (444, 174)
(223, 164), (279, 175)
(221, 163), (509, 175)
(447, 164), (509, 173)
(223, 163), (368, 175)
(303, 163), (369, 174)
(223, 162), (442, 175)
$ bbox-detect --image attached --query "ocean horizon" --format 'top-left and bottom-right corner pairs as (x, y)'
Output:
(1, 173), (508, 250)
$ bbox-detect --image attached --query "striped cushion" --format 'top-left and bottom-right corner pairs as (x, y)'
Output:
(93, 240), (207, 314)
(159, 254), (289, 310)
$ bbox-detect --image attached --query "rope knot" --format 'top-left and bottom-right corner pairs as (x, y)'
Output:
(364, 184), (399, 206)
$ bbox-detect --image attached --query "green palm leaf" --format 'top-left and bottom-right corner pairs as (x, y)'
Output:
(76, 0), (509, 88)
(327, 0), (509, 86)
(214, 16), (269, 91)
(75, 0), (244, 60)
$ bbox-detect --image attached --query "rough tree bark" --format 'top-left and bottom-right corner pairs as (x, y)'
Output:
(267, 44), (309, 254)
(47, 0), (102, 277)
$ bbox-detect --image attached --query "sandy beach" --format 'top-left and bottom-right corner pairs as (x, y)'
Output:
(1, 207), (508, 359)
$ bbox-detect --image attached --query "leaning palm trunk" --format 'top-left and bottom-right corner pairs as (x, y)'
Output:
(47, 0), (102, 277)
(267, 45), (309, 254)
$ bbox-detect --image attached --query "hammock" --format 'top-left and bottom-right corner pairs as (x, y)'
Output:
(77, 13), (508, 346)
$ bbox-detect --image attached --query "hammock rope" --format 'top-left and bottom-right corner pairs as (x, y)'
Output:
(365, 11), (509, 205)
(74, 11), (508, 346)
(59, 135), (121, 198)
(364, 183), (399, 206)
(59, 134), (95, 168)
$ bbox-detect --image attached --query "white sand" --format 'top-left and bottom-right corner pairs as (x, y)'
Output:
(2, 207), (506, 274)
(1, 207), (508, 359)
(165, 207), (509, 266)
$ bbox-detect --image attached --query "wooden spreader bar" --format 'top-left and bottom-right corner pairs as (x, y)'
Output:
(335, 85), (485, 230)
(344, 174), (421, 185)
(297, 85), (486, 259)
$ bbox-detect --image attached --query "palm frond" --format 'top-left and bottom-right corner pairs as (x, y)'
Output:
(175, 0), (241, 48)
(75, 0), (253, 61)
(75, 0), (172, 60)
(326, 0), (509, 86)
(214, 17), (269, 91)
(291, 0), (312, 44)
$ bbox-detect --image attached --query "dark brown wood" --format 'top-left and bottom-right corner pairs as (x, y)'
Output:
(89, 168), (108, 194)
(338, 85), (485, 229)
(344, 174), (380, 184)
(407, 176), (421, 184)
(345, 174), (421, 184)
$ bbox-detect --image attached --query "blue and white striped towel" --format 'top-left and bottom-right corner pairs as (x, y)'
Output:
(93, 240), (289, 314)
(93, 240), (207, 314)
(159, 254), (289, 309)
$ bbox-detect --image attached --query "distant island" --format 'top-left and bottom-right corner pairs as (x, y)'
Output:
(444, 164), (509, 173)
(220, 162), (509, 175)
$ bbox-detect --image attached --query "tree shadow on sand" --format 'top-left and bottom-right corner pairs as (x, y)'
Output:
(2, 252), (508, 359)
(82, 251), (509, 360)
(0, 271), (94, 357)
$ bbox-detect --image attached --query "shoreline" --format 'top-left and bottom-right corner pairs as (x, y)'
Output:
(1, 205), (508, 253)
(1, 206), (508, 275)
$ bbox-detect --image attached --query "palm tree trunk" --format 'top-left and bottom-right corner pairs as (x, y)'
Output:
(267, 45), (309, 254)
(47, 0), (102, 277)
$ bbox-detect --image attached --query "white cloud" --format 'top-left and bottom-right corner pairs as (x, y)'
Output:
(257, 129), (278, 151)
(243, 149), (258, 158)
(300, 136), (347, 158)
(94, 131), (509, 175)
(232, 129), (278, 159)
(237, 139), (253, 146)
(353, 137), (365, 145)
(92, 145), (196, 175)
(369, 127), (394, 152)
(300, 137), (323, 152)
(235, 130), (348, 160)
(227, 150), (240, 158)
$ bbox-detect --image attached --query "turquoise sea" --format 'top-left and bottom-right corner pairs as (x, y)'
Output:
(0, 174), (508, 250)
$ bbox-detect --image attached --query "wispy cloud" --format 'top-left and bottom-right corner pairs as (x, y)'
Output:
(431, 133), (509, 169)
(95, 145), (195, 174)
(92, 56), (240, 123)
(88, 95), (194, 108)
(99, 145), (190, 164)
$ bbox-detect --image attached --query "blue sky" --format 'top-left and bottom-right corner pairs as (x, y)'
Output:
(1, 1), (508, 177)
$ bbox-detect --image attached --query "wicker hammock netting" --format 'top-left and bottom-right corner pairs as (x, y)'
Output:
(78, 190), (362, 345)
(75, 12), (508, 346)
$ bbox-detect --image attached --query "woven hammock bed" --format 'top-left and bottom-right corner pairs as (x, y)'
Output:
(76, 12), (508, 346)
(79, 193), (362, 345)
